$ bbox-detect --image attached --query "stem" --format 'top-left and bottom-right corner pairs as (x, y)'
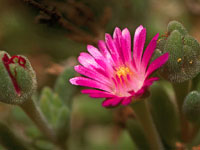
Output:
(20, 99), (66, 150)
(131, 99), (163, 150)
(173, 81), (192, 142)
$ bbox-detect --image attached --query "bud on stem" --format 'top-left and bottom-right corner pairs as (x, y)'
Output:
(0, 51), (36, 104)
(0, 51), (66, 149)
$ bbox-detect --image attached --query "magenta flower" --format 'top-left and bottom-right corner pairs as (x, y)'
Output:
(70, 25), (169, 107)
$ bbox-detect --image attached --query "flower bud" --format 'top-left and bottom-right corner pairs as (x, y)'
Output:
(183, 91), (200, 123)
(0, 51), (37, 105)
(158, 21), (200, 83)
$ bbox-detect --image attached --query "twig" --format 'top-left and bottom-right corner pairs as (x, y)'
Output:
(22, 0), (109, 45)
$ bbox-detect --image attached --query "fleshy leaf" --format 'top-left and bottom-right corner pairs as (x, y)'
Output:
(167, 20), (188, 36)
(158, 21), (200, 83)
(183, 91), (200, 124)
(150, 82), (179, 148)
(54, 67), (78, 108)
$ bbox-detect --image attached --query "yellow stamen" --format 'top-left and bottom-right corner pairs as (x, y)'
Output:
(177, 58), (182, 63)
(157, 39), (161, 44)
(116, 66), (132, 78)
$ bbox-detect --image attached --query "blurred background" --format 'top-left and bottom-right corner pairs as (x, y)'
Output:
(0, 0), (200, 149)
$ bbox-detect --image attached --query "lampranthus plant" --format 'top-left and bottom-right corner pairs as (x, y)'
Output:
(70, 25), (169, 107)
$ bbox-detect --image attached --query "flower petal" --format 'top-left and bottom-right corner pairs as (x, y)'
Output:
(98, 40), (114, 65)
(121, 97), (132, 106)
(105, 33), (120, 62)
(133, 25), (146, 65)
(133, 88), (146, 97)
(70, 77), (111, 92)
(87, 45), (103, 60)
(74, 65), (111, 85)
(81, 89), (114, 98)
(113, 27), (123, 56)
(144, 77), (159, 87)
(122, 28), (132, 63)
(145, 53), (169, 78)
(78, 52), (109, 77)
(87, 45), (108, 69)
(78, 52), (99, 69)
(102, 97), (122, 107)
(141, 33), (159, 72)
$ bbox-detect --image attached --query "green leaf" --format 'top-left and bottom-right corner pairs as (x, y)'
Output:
(158, 21), (200, 83)
(54, 67), (77, 108)
(160, 30), (184, 82)
(35, 139), (55, 150)
(167, 20), (188, 36)
(73, 95), (112, 124)
(56, 106), (70, 142)
(150, 82), (179, 148)
(183, 91), (200, 124)
(25, 126), (41, 139)
(39, 86), (71, 142)
(39, 87), (54, 122)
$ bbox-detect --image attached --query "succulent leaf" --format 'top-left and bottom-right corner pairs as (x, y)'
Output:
(158, 21), (200, 83)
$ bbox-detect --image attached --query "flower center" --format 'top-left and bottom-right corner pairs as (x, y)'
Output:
(116, 66), (132, 78)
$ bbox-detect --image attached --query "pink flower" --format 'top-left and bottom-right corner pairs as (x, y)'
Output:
(70, 25), (169, 107)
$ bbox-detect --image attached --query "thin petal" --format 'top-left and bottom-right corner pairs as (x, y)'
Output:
(74, 65), (111, 85)
(105, 33), (120, 62)
(113, 27), (122, 55)
(89, 93), (113, 98)
(143, 77), (159, 87)
(121, 97), (132, 106)
(131, 88), (146, 98)
(70, 77), (111, 92)
(81, 89), (113, 98)
(78, 52), (109, 77)
(141, 33), (159, 71)
(102, 97), (122, 107)
(87, 45), (108, 69)
(111, 97), (123, 106)
(78, 52), (99, 69)
(145, 53), (169, 78)
(98, 40), (114, 65)
(133, 25), (146, 64)
(87, 45), (103, 60)
(122, 28), (132, 63)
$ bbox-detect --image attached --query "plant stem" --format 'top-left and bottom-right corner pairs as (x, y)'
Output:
(20, 99), (66, 150)
(131, 99), (163, 150)
(173, 80), (192, 142)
